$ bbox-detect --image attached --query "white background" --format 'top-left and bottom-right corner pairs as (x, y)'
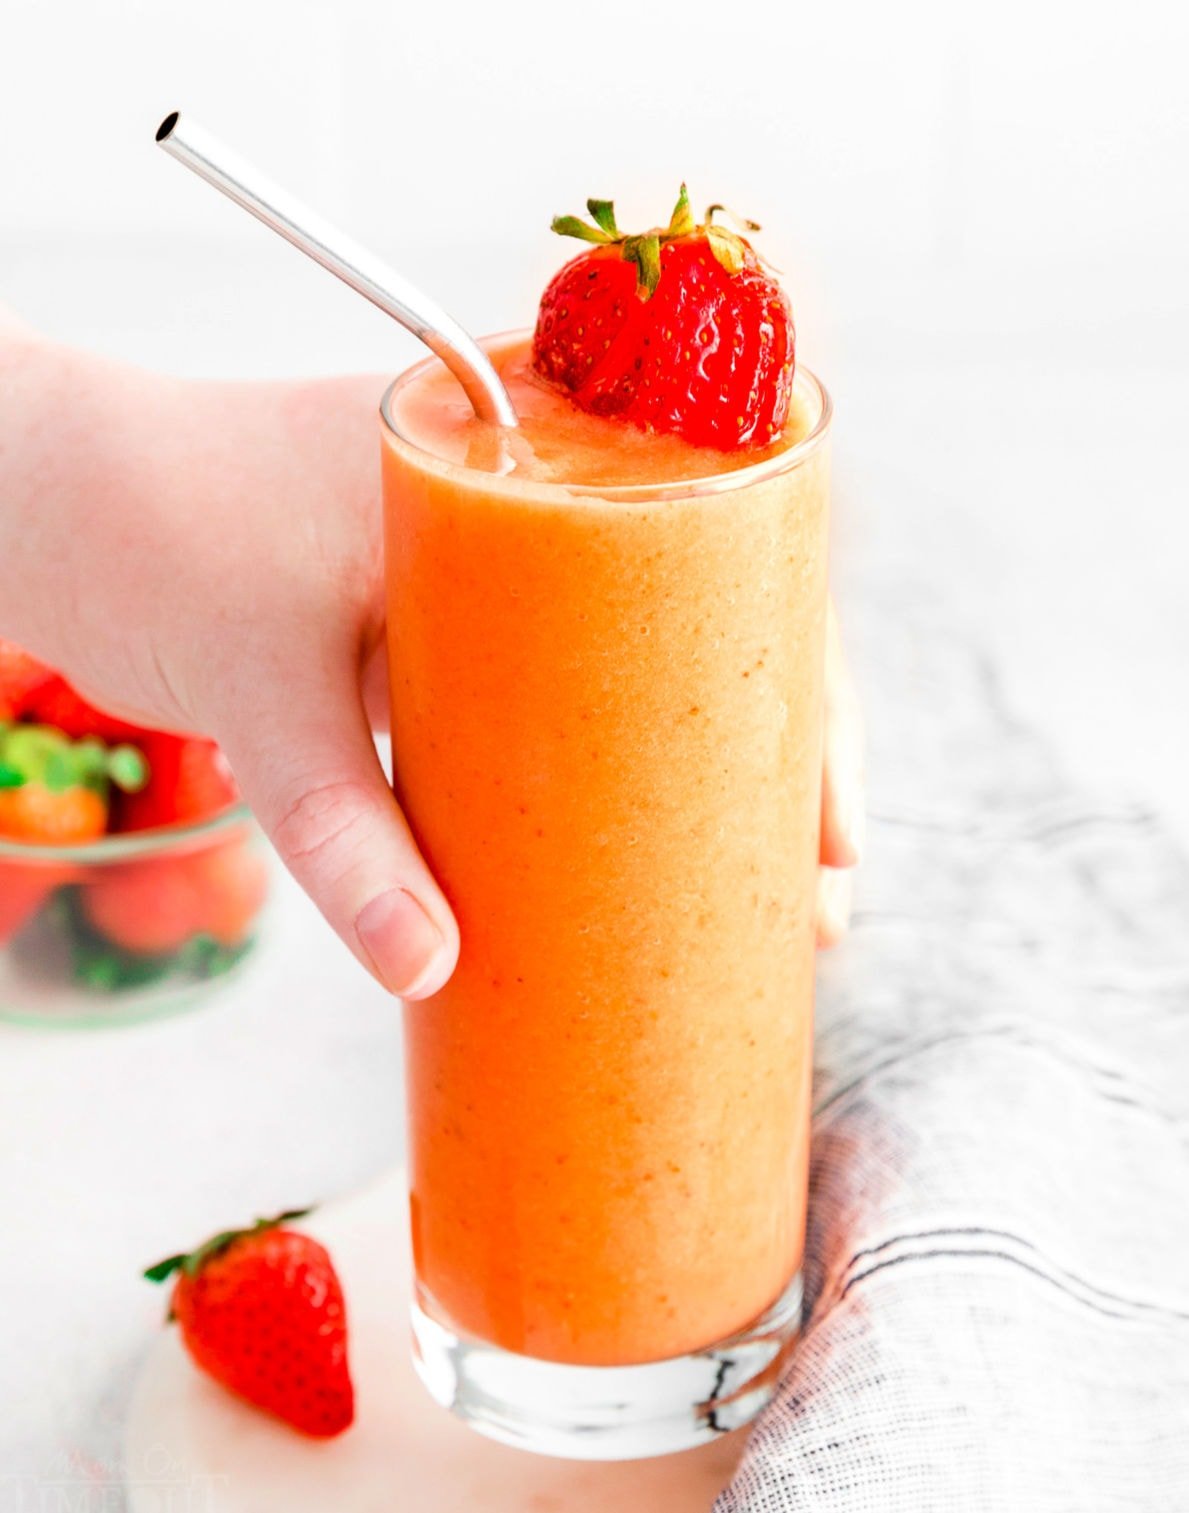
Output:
(3, 0), (1187, 842)
(2, 0), (1188, 1491)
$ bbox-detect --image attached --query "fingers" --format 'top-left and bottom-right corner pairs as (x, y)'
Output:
(817, 598), (863, 948)
(216, 674), (458, 1001)
(816, 868), (853, 949)
(819, 598), (865, 868)
(361, 639), (390, 732)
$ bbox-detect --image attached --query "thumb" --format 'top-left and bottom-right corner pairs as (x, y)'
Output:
(217, 684), (458, 1001)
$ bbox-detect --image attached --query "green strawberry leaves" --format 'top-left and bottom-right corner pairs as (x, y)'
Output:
(586, 198), (620, 236)
(549, 184), (760, 298)
(666, 183), (696, 239)
(706, 202), (761, 233)
(706, 225), (747, 275)
(144, 1208), (314, 1286)
(0, 724), (147, 795)
(550, 197), (623, 244)
(550, 214), (616, 245)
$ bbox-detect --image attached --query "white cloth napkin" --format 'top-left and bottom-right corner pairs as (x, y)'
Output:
(717, 595), (1189, 1511)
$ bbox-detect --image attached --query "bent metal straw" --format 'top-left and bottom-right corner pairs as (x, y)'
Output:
(155, 111), (518, 428)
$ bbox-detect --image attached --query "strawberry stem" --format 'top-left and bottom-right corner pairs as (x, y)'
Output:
(621, 234), (662, 296)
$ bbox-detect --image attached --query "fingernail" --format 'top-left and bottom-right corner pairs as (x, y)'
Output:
(818, 867), (854, 945)
(355, 887), (450, 999)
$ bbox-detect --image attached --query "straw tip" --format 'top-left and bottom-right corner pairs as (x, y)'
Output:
(155, 112), (179, 144)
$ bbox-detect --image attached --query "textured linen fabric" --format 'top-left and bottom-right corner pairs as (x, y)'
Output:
(717, 592), (1189, 1511)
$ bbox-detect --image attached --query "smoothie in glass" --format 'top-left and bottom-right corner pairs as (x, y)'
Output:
(382, 336), (831, 1453)
(381, 190), (831, 1458)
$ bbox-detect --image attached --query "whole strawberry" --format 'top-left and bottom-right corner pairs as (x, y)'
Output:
(532, 186), (795, 450)
(145, 1210), (354, 1438)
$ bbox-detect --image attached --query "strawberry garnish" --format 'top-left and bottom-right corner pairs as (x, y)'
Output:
(532, 186), (795, 451)
(145, 1210), (354, 1439)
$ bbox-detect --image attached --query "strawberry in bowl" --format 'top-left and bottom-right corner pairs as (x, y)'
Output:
(113, 734), (240, 832)
(0, 722), (147, 942)
(0, 641), (272, 1026)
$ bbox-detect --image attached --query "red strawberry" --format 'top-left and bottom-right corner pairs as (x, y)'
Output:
(532, 186), (795, 451)
(82, 836), (267, 954)
(0, 641), (54, 721)
(115, 735), (239, 832)
(0, 777), (108, 846)
(145, 1211), (354, 1439)
(0, 880), (51, 943)
(183, 840), (269, 947)
(0, 791), (97, 941)
(531, 244), (639, 393)
(0, 724), (148, 941)
(81, 856), (203, 954)
(26, 675), (148, 743)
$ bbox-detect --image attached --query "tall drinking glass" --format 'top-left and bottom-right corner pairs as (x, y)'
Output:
(380, 341), (831, 1459)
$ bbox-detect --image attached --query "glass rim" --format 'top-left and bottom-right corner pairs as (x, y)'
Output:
(0, 799), (254, 865)
(379, 330), (832, 504)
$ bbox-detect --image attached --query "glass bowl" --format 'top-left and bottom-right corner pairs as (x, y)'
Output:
(0, 803), (272, 1029)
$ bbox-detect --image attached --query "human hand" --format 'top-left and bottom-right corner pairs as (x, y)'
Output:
(1, 329), (457, 1000)
(0, 326), (861, 996)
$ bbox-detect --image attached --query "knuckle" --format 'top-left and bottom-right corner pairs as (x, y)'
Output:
(271, 778), (375, 876)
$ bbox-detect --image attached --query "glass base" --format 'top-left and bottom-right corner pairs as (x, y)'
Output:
(410, 1271), (803, 1461)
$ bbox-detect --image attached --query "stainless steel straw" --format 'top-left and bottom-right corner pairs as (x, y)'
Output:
(155, 112), (518, 427)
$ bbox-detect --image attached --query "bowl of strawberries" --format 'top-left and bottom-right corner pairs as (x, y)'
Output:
(0, 642), (271, 1028)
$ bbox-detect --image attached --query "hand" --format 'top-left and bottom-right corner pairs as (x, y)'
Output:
(0, 322), (861, 997)
(1, 325), (456, 1000)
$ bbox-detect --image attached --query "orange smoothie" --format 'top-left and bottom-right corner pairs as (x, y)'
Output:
(382, 337), (831, 1368)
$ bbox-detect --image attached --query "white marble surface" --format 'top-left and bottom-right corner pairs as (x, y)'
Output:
(1, 239), (1186, 1503)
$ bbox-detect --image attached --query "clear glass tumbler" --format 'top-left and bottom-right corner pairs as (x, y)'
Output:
(380, 348), (831, 1459)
